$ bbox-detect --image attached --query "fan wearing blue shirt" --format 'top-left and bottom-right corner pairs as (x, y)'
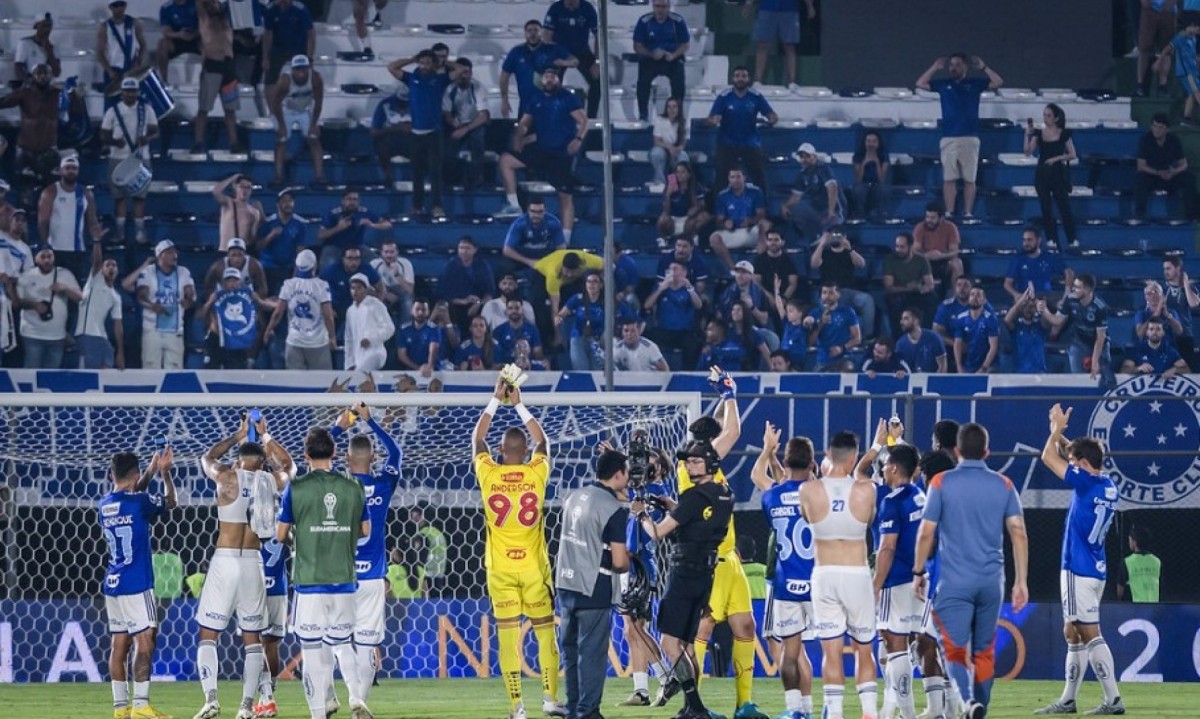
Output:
(156, 0), (200, 80)
(387, 50), (458, 217)
(915, 52), (1004, 218)
(320, 246), (382, 330)
(861, 337), (912, 378)
(782, 143), (846, 243)
(500, 20), (577, 119)
(370, 89), (413, 184)
(396, 298), (443, 374)
(496, 70), (587, 237)
(494, 297), (546, 364)
(709, 167), (769, 272)
(633, 0), (690, 120)
(1134, 280), (1186, 344)
(257, 187), (310, 293)
(952, 285), (1000, 374)
(802, 280), (861, 371)
(1120, 316), (1191, 376)
(1003, 227), (1073, 302)
(707, 66), (777, 196)
(933, 276), (974, 347)
(1036, 405), (1125, 716)
(645, 259), (703, 369)
(98, 449), (177, 718)
(315, 191), (393, 270)
(655, 236), (710, 297)
(1003, 289), (1051, 374)
(502, 198), (568, 272)
(543, 0), (601, 117)
(896, 308), (947, 373)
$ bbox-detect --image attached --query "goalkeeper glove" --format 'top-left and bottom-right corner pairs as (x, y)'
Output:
(708, 365), (737, 401)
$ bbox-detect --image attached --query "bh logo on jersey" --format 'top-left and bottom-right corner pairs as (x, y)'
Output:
(1087, 375), (1200, 505)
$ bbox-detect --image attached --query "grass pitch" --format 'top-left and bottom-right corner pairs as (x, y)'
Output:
(0, 677), (1194, 718)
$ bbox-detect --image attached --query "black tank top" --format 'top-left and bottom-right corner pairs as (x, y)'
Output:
(1034, 128), (1072, 167)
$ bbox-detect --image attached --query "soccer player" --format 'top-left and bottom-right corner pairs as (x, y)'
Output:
(276, 427), (372, 719)
(331, 401), (403, 706)
(675, 372), (762, 719)
(473, 375), (564, 719)
(799, 431), (878, 719)
(913, 423), (1028, 719)
(255, 536), (289, 718)
(195, 415), (297, 719)
(100, 446), (177, 719)
(752, 423), (816, 719)
(858, 429), (924, 719)
(1035, 404), (1124, 716)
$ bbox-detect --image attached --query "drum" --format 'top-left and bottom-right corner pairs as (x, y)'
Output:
(137, 69), (175, 119)
(111, 155), (152, 196)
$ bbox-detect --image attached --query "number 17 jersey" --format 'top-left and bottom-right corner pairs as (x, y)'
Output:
(474, 451), (551, 572)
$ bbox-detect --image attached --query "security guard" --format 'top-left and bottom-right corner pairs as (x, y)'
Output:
(633, 439), (733, 719)
(556, 449), (632, 719)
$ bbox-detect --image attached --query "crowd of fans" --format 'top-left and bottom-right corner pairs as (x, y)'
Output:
(0, 0), (1196, 382)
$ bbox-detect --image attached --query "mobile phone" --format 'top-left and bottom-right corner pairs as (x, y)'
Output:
(154, 435), (169, 449)
(667, 174), (679, 192)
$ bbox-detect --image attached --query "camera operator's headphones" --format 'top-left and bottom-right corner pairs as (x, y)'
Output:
(676, 440), (721, 476)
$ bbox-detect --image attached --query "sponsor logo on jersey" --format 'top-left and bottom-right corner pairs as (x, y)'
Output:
(780, 490), (801, 504)
(364, 484), (376, 498)
(506, 548), (527, 560)
(356, 560), (372, 573)
(785, 579), (810, 595)
(702, 506), (713, 520)
(1087, 375), (1200, 505)
(502, 472), (527, 483)
(101, 503), (120, 517)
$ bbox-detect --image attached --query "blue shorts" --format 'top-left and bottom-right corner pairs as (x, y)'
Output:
(753, 9), (801, 44)
(1184, 73), (1200, 96)
(77, 334), (114, 369)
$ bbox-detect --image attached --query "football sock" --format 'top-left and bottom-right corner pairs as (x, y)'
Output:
(322, 644), (336, 706)
(506, 193), (519, 207)
(498, 623), (523, 708)
(258, 653), (274, 702)
(922, 676), (946, 718)
(563, 229), (573, 244)
(822, 684), (844, 719)
(1061, 643), (1086, 703)
(533, 622), (560, 702)
(331, 642), (362, 705)
(857, 681), (878, 718)
(800, 694), (813, 715)
(301, 642), (327, 719)
(652, 659), (673, 683)
(693, 639), (708, 688)
(132, 681), (149, 709)
(784, 689), (802, 712)
(112, 680), (129, 709)
(733, 637), (755, 706)
(355, 644), (377, 702)
(1087, 637), (1120, 704)
(633, 671), (649, 693)
(886, 651), (915, 719)
(672, 651), (705, 713)
(198, 640), (219, 703)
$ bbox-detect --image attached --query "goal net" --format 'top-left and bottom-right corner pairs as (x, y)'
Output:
(0, 391), (698, 683)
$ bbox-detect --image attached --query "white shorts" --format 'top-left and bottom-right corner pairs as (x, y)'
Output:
(767, 596), (815, 641)
(279, 108), (312, 137)
(920, 590), (938, 638)
(672, 216), (687, 236)
(811, 565), (876, 643)
(197, 549), (268, 633)
(264, 595), (288, 639)
(877, 582), (925, 635)
(939, 136), (981, 183)
(105, 589), (158, 635)
(1061, 570), (1104, 624)
(355, 578), (388, 646)
(715, 226), (759, 250)
(292, 591), (356, 644)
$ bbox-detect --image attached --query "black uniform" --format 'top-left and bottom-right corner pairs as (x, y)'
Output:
(657, 480), (733, 642)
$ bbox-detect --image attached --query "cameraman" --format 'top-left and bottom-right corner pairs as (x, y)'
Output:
(555, 449), (631, 719)
(633, 439), (733, 719)
(618, 444), (677, 707)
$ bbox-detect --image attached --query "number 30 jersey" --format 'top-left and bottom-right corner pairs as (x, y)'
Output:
(97, 490), (166, 596)
(474, 451), (551, 572)
(760, 479), (814, 602)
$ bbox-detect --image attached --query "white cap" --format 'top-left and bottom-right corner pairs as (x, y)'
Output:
(733, 260), (755, 273)
(222, 267), (242, 280)
(120, 77), (139, 90)
(227, 237), (247, 251)
(155, 239), (175, 257)
(794, 142), (816, 157)
(349, 272), (371, 287)
(295, 249), (317, 270)
(59, 154), (79, 169)
(291, 55), (310, 69)
(0, 179), (10, 193)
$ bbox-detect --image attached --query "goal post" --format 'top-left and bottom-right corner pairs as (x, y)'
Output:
(0, 390), (700, 682)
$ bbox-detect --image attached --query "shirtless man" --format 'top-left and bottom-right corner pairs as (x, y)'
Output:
(193, 0), (242, 154)
(194, 414), (297, 719)
(212, 173), (265, 253)
(799, 431), (878, 719)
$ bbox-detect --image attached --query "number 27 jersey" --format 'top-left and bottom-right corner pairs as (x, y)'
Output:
(475, 452), (550, 572)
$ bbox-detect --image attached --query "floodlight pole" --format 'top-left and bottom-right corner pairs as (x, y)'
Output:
(598, 0), (616, 392)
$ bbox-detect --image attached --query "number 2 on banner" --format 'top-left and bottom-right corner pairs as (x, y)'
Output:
(488, 492), (540, 527)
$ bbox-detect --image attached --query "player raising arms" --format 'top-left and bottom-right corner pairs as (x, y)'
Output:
(674, 368), (761, 719)
(195, 414), (297, 719)
(331, 400), (403, 708)
(1035, 404), (1124, 717)
(752, 423), (817, 719)
(858, 422), (925, 719)
(473, 371), (564, 719)
(100, 446), (177, 719)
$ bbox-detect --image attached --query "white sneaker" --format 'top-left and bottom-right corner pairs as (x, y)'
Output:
(508, 702), (528, 719)
(235, 700), (255, 719)
(788, 82), (803, 94)
(349, 701), (374, 719)
(542, 700), (568, 717)
(325, 695), (340, 718)
(494, 203), (522, 218)
(193, 701), (221, 719)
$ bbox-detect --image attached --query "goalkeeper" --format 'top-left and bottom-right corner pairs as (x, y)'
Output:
(473, 367), (565, 719)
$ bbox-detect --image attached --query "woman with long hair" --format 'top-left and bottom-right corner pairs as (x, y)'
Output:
(727, 301), (771, 370)
(454, 315), (497, 370)
(650, 97), (689, 184)
(555, 271), (606, 370)
(1024, 102), (1079, 248)
(656, 160), (711, 245)
(851, 130), (891, 219)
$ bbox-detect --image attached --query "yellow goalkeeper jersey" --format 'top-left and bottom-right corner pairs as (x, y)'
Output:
(677, 462), (737, 557)
(475, 452), (551, 572)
